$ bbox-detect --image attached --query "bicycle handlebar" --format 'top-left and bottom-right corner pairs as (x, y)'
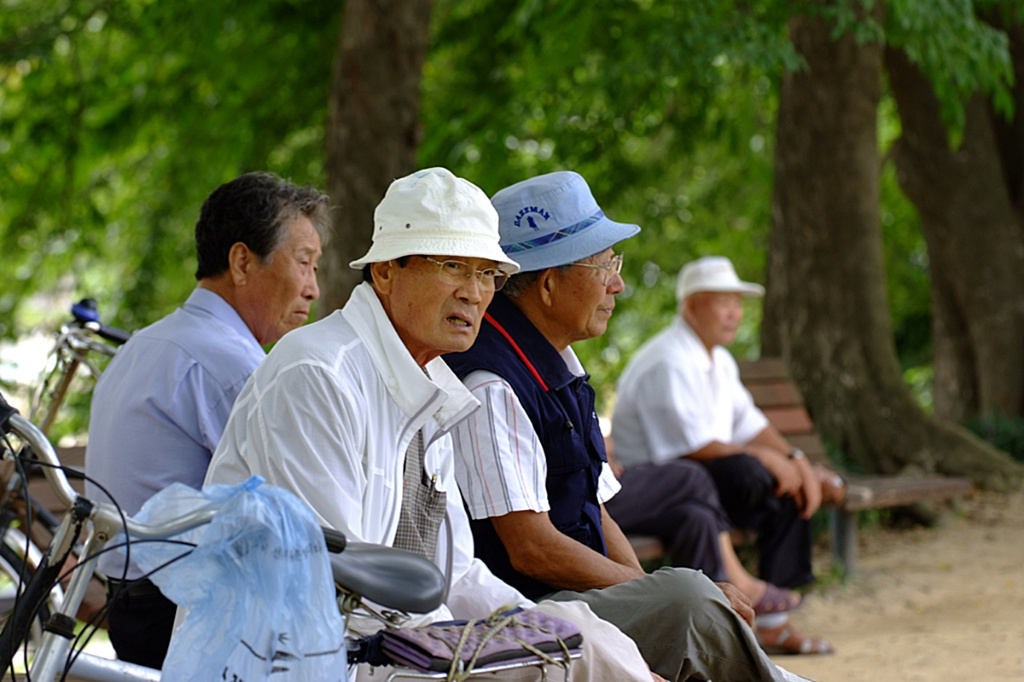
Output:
(69, 298), (130, 346)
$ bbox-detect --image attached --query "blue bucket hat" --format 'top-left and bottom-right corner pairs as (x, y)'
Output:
(491, 171), (640, 272)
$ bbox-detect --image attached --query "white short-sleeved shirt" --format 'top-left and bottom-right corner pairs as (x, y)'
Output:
(451, 346), (621, 521)
(611, 317), (768, 468)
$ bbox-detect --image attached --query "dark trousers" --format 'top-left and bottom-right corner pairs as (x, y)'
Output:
(701, 453), (815, 588)
(105, 579), (176, 669)
(605, 458), (731, 581)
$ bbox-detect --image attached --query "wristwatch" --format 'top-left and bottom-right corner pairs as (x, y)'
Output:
(788, 448), (806, 460)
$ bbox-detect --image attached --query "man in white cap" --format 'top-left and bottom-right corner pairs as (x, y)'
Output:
(446, 175), (815, 680)
(205, 167), (662, 681)
(611, 255), (841, 654)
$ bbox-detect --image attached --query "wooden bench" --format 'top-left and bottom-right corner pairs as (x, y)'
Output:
(625, 357), (974, 576)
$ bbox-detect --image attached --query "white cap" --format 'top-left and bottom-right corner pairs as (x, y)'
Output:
(349, 167), (520, 274)
(676, 256), (765, 302)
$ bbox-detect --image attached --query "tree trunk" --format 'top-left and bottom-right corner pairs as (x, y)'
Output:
(886, 36), (1024, 423)
(764, 10), (1023, 490)
(319, 0), (434, 317)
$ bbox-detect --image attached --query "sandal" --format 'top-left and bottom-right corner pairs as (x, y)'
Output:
(752, 582), (803, 616)
(814, 465), (846, 505)
(756, 621), (834, 655)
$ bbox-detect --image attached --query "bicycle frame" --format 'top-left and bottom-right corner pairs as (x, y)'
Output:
(29, 299), (127, 438)
(1, 409), (216, 682)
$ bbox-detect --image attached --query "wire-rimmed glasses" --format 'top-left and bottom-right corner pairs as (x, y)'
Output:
(571, 253), (624, 285)
(420, 256), (509, 291)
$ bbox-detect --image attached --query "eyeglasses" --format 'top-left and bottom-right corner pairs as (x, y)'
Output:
(571, 253), (624, 285)
(420, 256), (509, 291)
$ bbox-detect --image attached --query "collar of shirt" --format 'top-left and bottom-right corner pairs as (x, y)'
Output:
(672, 316), (713, 374)
(343, 283), (479, 432)
(184, 287), (265, 357)
(486, 293), (582, 392)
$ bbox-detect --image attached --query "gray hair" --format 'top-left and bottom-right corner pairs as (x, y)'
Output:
(501, 265), (573, 299)
(195, 172), (330, 280)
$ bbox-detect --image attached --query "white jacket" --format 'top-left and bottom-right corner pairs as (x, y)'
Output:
(206, 283), (528, 627)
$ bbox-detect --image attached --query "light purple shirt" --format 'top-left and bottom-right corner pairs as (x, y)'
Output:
(85, 288), (265, 577)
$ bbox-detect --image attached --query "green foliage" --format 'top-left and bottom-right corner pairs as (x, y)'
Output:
(1, 0), (1021, 424)
(902, 364), (935, 412)
(885, 0), (1016, 134)
(422, 0), (794, 403)
(963, 413), (1024, 463)
(0, 0), (337, 338)
(879, 97), (934, 371)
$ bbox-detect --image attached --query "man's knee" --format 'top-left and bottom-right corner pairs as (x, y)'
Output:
(706, 454), (774, 507)
(644, 566), (731, 612)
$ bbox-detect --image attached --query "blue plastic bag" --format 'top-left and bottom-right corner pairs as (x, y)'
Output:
(124, 476), (348, 681)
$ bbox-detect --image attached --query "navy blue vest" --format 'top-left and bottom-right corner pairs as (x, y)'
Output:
(445, 293), (608, 600)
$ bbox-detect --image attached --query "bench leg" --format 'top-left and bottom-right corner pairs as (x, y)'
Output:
(830, 507), (857, 577)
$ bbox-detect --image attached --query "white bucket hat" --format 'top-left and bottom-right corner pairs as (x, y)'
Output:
(349, 167), (520, 274)
(491, 171), (640, 272)
(676, 256), (765, 302)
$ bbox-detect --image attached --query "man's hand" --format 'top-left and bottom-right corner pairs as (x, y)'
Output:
(714, 582), (754, 627)
(748, 444), (802, 499)
(795, 457), (822, 519)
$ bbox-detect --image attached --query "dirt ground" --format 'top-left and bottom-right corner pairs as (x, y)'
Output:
(17, 489), (1024, 682)
(772, 487), (1024, 682)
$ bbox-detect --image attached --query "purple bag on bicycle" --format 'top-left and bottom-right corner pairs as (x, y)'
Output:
(381, 606), (582, 674)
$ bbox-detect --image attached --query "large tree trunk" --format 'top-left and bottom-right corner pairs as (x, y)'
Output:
(764, 10), (1022, 490)
(885, 33), (1024, 423)
(319, 0), (434, 317)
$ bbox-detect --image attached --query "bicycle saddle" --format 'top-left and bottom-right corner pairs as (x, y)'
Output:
(330, 542), (446, 614)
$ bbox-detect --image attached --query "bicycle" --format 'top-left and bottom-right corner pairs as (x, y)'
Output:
(27, 297), (130, 438)
(0, 391), (451, 681)
(0, 299), (129, 666)
(1, 300), (581, 680)
(1, 395), (582, 682)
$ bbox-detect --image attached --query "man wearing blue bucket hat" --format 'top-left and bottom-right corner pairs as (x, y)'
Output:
(445, 172), (814, 682)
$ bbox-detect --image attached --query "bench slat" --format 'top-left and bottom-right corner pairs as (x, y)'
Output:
(843, 475), (973, 512)
(746, 382), (804, 409)
(736, 358), (789, 381)
(759, 406), (816, 435)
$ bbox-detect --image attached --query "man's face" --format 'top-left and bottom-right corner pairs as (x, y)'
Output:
(685, 291), (744, 349)
(374, 255), (499, 366)
(549, 248), (625, 349)
(243, 215), (322, 344)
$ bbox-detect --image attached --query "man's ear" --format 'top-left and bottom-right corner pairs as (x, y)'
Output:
(681, 294), (700, 324)
(369, 260), (396, 294)
(227, 242), (257, 285)
(535, 268), (559, 307)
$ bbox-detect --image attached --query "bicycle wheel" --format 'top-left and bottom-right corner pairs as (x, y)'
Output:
(0, 532), (58, 670)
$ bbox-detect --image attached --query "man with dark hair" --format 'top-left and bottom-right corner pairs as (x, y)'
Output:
(445, 171), (814, 681)
(85, 171), (327, 667)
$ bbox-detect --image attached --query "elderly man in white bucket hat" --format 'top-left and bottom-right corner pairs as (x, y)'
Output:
(205, 167), (664, 681)
(445, 175), (816, 681)
(612, 255), (842, 655)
